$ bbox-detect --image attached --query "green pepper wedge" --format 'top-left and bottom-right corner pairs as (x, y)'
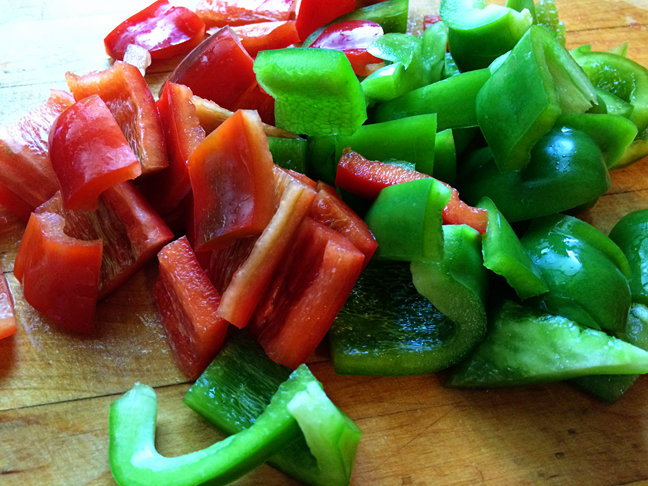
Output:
(609, 209), (648, 306)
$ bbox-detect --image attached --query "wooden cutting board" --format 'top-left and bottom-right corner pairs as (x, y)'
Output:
(2, 1), (648, 484)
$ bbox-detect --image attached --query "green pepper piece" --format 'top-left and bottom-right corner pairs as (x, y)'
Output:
(609, 209), (648, 306)
(110, 369), (311, 486)
(556, 113), (638, 169)
(268, 137), (308, 174)
(535, 0), (566, 46)
(477, 25), (597, 173)
(430, 129), (457, 185)
(440, 0), (533, 72)
(614, 127), (648, 170)
(570, 48), (648, 134)
(457, 128), (611, 222)
(521, 214), (631, 334)
(446, 300), (648, 388)
(183, 332), (361, 486)
(307, 135), (337, 185)
(442, 51), (461, 78)
(254, 48), (366, 136)
(477, 197), (548, 300)
(373, 68), (491, 130)
(302, 0), (409, 48)
(333, 114), (437, 173)
(364, 178), (451, 261)
(506, 0), (536, 20)
(329, 226), (487, 376)
(422, 21), (449, 85)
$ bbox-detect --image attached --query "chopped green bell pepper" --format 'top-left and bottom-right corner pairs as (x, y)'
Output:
(268, 137), (308, 174)
(521, 214), (631, 334)
(535, 0), (566, 46)
(609, 209), (648, 306)
(446, 300), (648, 388)
(476, 25), (597, 173)
(254, 48), (367, 136)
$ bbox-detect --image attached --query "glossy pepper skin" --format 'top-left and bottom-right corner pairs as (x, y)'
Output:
(609, 210), (648, 306)
(457, 128), (611, 223)
(520, 214), (632, 334)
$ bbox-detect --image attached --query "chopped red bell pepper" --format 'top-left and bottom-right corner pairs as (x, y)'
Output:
(188, 110), (276, 252)
(209, 167), (317, 328)
(104, 0), (206, 61)
(66, 61), (168, 177)
(154, 236), (229, 379)
(336, 150), (488, 234)
(14, 211), (102, 333)
(139, 82), (205, 217)
(0, 89), (74, 217)
(231, 83), (276, 126)
(295, 0), (356, 41)
(310, 20), (385, 77)
(308, 181), (377, 267)
(196, 0), (296, 29)
(249, 216), (365, 369)
(0, 272), (17, 340)
(165, 27), (257, 111)
(230, 20), (300, 58)
(48, 95), (142, 211)
(36, 183), (174, 300)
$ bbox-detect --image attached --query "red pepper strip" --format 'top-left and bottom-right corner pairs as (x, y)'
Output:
(196, 0), (296, 29)
(48, 95), (142, 211)
(104, 0), (206, 61)
(66, 62), (168, 177)
(295, 0), (356, 41)
(14, 212), (102, 333)
(0, 272), (17, 340)
(155, 236), (229, 379)
(139, 82), (205, 217)
(336, 149), (488, 234)
(0, 89), (74, 215)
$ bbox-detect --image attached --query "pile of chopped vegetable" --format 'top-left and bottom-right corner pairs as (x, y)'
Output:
(3, 0), (648, 484)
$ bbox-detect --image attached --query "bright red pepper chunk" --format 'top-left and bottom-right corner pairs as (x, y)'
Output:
(295, 0), (356, 41)
(336, 150), (489, 234)
(310, 20), (385, 76)
(48, 95), (142, 211)
(230, 20), (300, 58)
(104, 0), (206, 61)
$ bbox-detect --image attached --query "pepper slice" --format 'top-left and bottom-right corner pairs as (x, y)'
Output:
(609, 209), (648, 306)
(0, 272), (17, 340)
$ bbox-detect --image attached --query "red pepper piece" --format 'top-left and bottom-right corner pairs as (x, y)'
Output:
(66, 61), (168, 177)
(48, 95), (142, 211)
(249, 216), (365, 369)
(155, 236), (229, 379)
(196, 0), (296, 29)
(104, 0), (206, 61)
(308, 181), (377, 267)
(14, 212), (102, 333)
(336, 150), (489, 234)
(165, 27), (257, 111)
(295, 0), (356, 41)
(139, 82), (205, 217)
(230, 20), (300, 58)
(188, 110), (276, 252)
(0, 272), (17, 340)
(36, 183), (174, 300)
(231, 83), (276, 126)
(0, 90), (74, 216)
(310, 20), (385, 77)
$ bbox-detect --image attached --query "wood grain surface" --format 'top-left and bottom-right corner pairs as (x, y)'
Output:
(2, 0), (648, 485)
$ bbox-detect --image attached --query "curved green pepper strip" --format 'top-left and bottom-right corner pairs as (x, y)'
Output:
(556, 113), (638, 169)
(476, 25), (597, 173)
(254, 48), (366, 137)
(590, 87), (635, 118)
(439, 0), (533, 71)
(571, 48), (648, 134)
(183, 332), (361, 486)
(373, 67), (491, 130)
(268, 137), (308, 174)
(364, 178), (451, 261)
(521, 214), (631, 334)
(614, 127), (648, 170)
(609, 209), (648, 306)
(535, 0), (566, 46)
(477, 197), (549, 300)
(110, 373), (306, 486)
(430, 129), (457, 185)
(446, 300), (648, 388)
(329, 225), (487, 376)
(457, 128), (610, 222)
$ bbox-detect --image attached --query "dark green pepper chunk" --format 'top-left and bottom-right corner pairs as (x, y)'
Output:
(609, 209), (648, 306)
(521, 214), (631, 334)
